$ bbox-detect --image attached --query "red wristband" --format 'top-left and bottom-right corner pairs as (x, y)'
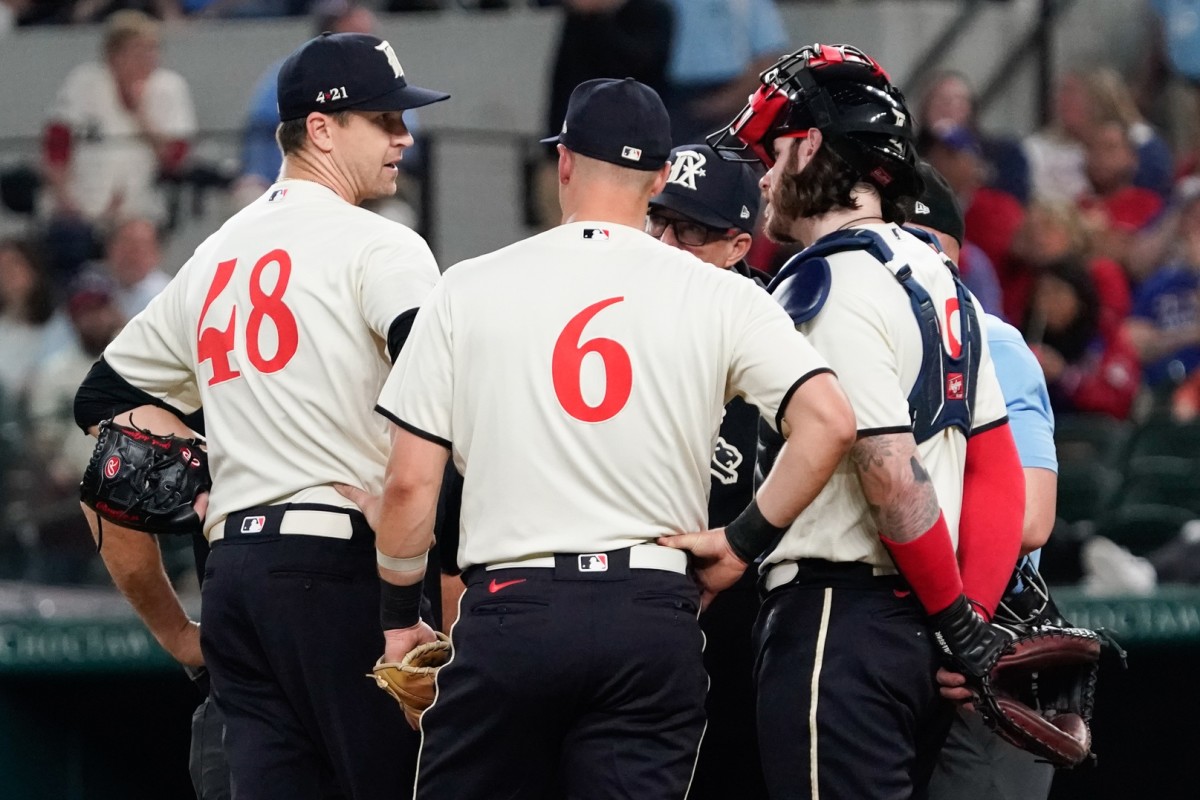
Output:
(881, 512), (962, 615)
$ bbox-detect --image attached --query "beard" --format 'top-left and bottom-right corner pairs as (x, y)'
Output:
(763, 202), (799, 244)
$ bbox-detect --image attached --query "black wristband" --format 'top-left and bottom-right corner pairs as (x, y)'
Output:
(724, 498), (791, 564)
(380, 579), (424, 630)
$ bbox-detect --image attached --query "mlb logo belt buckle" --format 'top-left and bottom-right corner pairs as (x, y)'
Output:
(554, 549), (631, 581)
(578, 553), (609, 572)
(241, 515), (267, 534)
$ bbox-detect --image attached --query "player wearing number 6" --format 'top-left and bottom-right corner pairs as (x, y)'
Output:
(72, 32), (448, 800)
(338, 77), (855, 800)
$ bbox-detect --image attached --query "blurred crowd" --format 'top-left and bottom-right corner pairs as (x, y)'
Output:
(2, 0), (1200, 586)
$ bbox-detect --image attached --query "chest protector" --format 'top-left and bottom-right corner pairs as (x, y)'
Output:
(768, 226), (982, 446)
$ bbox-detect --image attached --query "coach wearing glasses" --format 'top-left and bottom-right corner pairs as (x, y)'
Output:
(645, 142), (771, 800)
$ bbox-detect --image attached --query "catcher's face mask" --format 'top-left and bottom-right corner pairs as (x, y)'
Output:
(708, 43), (893, 168)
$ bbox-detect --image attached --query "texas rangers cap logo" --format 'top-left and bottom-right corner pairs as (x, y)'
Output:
(666, 149), (707, 191)
(103, 456), (121, 479)
(578, 553), (609, 572)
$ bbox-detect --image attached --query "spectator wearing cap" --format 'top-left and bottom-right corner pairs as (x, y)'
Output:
(919, 122), (1026, 287)
(645, 141), (768, 800)
(917, 70), (1031, 204)
(905, 157), (1005, 318)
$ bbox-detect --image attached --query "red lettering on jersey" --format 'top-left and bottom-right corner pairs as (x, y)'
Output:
(943, 298), (962, 359)
(552, 297), (633, 423)
(197, 258), (242, 385)
(196, 250), (299, 385)
(246, 250), (299, 373)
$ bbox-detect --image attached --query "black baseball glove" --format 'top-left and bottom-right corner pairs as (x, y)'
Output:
(80, 418), (211, 538)
(974, 558), (1126, 768)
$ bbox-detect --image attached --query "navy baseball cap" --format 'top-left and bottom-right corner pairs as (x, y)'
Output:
(541, 78), (671, 172)
(277, 33), (450, 122)
(904, 161), (965, 245)
(650, 144), (761, 233)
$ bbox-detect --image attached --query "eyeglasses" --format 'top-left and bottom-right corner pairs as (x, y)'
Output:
(646, 213), (736, 247)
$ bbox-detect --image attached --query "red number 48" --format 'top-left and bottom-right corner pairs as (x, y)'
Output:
(197, 249), (299, 386)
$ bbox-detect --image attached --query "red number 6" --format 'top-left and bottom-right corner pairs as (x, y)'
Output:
(552, 297), (632, 423)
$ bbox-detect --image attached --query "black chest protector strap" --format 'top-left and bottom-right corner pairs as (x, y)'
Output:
(766, 227), (982, 449)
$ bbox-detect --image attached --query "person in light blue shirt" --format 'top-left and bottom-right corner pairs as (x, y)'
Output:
(662, 0), (788, 144)
(907, 161), (1059, 800)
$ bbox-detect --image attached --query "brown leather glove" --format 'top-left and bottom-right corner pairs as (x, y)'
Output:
(368, 633), (452, 729)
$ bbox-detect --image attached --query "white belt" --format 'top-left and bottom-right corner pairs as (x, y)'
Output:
(485, 544), (688, 575)
(763, 560), (898, 592)
(213, 508), (355, 542)
(280, 509), (354, 539)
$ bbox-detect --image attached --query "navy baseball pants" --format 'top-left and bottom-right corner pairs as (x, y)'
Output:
(200, 504), (418, 800)
(754, 560), (955, 800)
(415, 549), (708, 800)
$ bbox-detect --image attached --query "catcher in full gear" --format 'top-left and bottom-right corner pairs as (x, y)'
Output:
(664, 43), (1026, 799)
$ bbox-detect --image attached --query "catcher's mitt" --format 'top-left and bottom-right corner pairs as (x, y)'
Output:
(974, 558), (1126, 768)
(80, 418), (211, 539)
(369, 633), (452, 729)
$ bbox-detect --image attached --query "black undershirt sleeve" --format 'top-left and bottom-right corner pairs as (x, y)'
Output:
(74, 357), (204, 435)
(387, 308), (419, 364)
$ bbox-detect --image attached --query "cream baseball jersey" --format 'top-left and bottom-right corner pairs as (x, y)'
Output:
(378, 221), (830, 568)
(764, 223), (1007, 569)
(102, 179), (440, 541)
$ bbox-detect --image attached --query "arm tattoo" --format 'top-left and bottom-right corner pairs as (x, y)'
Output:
(850, 436), (893, 474)
(850, 434), (941, 543)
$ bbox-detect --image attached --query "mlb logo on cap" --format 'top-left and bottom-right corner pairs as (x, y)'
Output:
(578, 553), (609, 572)
(241, 516), (267, 534)
(540, 77), (671, 172)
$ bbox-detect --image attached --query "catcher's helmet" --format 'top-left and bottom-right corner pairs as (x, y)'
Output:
(709, 43), (922, 200)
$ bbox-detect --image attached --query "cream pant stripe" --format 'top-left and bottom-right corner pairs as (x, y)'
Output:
(809, 588), (834, 800)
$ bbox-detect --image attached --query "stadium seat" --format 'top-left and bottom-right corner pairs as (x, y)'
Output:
(1055, 461), (1121, 523)
(1053, 413), (1133, 467)
(1093, 503), (1198, 557)
(1120, 416), (1200, 473)
(1115, 457), (1200, 512)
